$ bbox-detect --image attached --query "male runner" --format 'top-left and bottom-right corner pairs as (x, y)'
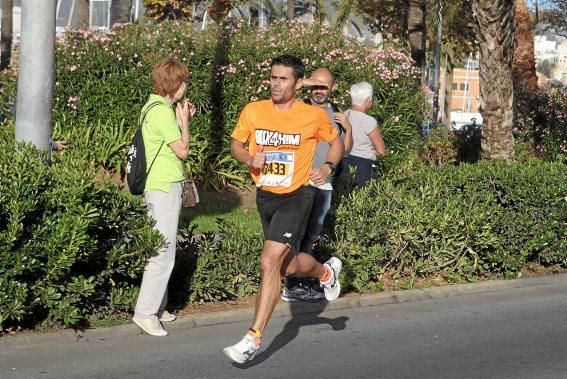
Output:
(223, 55), (345, 364)
(282, 67), (353, 302)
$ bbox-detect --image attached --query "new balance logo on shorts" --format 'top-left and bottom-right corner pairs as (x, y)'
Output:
(283, 232), (292, 238)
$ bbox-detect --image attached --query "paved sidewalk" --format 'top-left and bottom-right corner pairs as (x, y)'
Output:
(2, 273), (566, 351)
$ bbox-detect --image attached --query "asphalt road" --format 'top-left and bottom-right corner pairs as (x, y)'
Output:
(1, 280), (567, 378)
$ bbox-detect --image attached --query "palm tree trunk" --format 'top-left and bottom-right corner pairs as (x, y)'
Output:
(513, 0), (538, 90)
(287, 0), (295, 20)
(77, 0), (90, 30)
(110, 0), (132, 27)
(1, 0), (13, 70)
(472, 0), (515, 162)
(407, 0), (426, 85)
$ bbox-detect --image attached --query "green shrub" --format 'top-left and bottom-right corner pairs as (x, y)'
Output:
(418, 126), (457, 167)
(331, 160), (567, 291)
(170, 219), (263, 306)
(515, 85), (567, 161)
(0, 135), (162, 329)
(1, 19), (426, 189)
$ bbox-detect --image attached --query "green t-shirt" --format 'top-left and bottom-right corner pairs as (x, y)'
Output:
(141, 94), (184, 192)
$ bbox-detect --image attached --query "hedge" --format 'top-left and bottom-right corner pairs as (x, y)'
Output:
(0, 18), (426, 189)
(0, 125), (162, 329)
(330, 159), (567, 291)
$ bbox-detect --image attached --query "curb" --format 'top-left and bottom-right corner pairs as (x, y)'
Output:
(2, 273), (566, 350)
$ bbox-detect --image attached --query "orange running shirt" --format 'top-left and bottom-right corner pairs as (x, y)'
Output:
(231, 99), (338, 195)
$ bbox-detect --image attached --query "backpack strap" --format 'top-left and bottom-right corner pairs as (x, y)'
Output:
(329, 101), (346, 135)
(139, 101), (162, 127)
(140, 101), (165, 175)
(304, 98), (346, 135)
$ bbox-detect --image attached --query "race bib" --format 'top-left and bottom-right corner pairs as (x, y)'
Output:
(258, 151), (295, 188)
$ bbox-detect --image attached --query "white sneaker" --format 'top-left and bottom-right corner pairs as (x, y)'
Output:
(320, 257), (342, 301)
(132, 315), (168, 336)
(223, 334), (260, 364)
(159, 310), (176, 322)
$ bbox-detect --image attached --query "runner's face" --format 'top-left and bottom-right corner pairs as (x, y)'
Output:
(310, 71), (334, 105)
(270, 65), (300, 104)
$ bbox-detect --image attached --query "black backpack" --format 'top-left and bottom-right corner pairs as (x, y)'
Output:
(303, 98), (346, 135)
(126, 102), (163, 195)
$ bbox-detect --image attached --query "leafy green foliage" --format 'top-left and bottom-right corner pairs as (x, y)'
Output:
(418, 126), (457, 166)
(514, 85), (567, 161)
(0, 19), (425, 189)
(331, 159), (567, 291)
(170, 219), (262, 307)
(0, 138), (162, 329)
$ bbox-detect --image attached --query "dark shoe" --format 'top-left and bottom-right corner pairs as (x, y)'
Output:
(281, 286), (308, 302)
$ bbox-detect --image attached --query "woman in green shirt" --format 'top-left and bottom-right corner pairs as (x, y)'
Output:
(132, 58), (196, 337)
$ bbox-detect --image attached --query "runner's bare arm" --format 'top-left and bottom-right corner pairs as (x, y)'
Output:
(230, 138), (265, 169)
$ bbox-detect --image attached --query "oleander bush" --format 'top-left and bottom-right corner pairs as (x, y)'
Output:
(515, 84), (567, 161)
(0, 126), (162, 330)
(331, 159), (567, 291)
(169, 220), (262, 308)
(0, 19), (426, 189)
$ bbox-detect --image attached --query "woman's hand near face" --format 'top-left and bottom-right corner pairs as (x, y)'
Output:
(176, 100), (190, 127)
(176, 100), (197, 127)
(187, 101), (196, 118)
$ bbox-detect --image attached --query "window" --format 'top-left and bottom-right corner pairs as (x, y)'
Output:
(452, 83), (458, 90)
(90, 0), (111, 28)
(460, 83), (469, 91)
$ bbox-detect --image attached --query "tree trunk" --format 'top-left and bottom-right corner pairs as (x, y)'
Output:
(287, 0), (295, 20)
(443, 54), (454, 129)
(472, 0), (515, 162)
(110, 0), (132, 27)
(1, 0), (13, 69)
(76, 0), (90, 30)
(408, 0), (426, 85)
(513, 0), (538, 90)
(208, 0), (232, 22)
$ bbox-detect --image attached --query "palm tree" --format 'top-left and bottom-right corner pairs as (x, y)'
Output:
(77, 0), (89, 30)
(333, 0), (355, 28)
(513, 0), (537, 90)
(408, 0), (426, 82)
(110, 0), (133, 26)
(472, 0), (515, 162)
(287, 0), (295, 19)
(1, 0), (13, 69)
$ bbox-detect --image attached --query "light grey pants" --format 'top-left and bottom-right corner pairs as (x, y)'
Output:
(134, 182), (182, 318)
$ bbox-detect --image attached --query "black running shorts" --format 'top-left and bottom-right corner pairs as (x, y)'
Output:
(256, 185), (313, 248)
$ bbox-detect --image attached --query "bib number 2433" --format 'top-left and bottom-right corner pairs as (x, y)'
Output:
(258, 151), (294, 188)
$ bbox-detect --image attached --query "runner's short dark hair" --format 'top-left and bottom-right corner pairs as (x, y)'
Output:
(270, 55), (305, 79)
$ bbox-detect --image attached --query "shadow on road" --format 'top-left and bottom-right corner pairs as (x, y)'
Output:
(234, 300), (349, 369)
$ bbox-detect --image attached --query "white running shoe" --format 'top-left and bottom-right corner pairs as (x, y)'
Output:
(223, 334), (260, 364)
(159, 310), (176, 322)
(132, 315), (168, 336)
(320, 257), (342, 301)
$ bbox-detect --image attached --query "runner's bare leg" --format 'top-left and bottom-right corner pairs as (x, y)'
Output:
(252, 240), (326, 332)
